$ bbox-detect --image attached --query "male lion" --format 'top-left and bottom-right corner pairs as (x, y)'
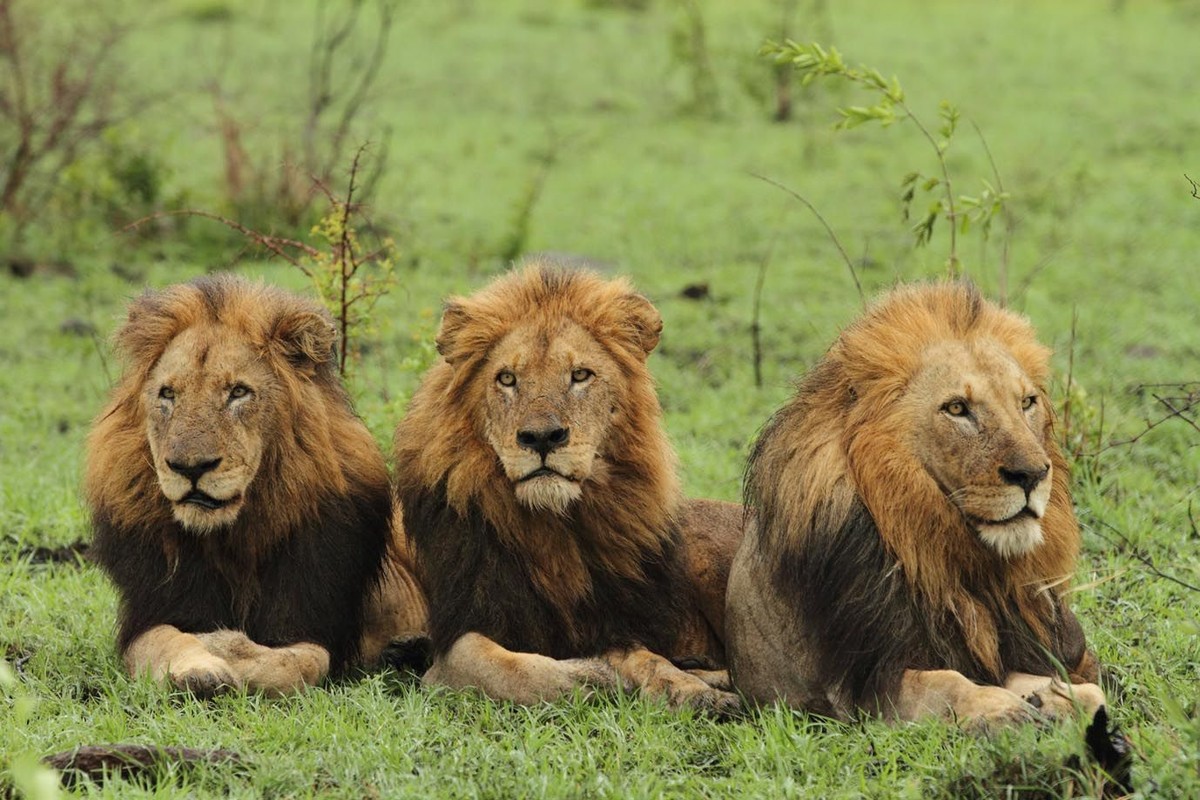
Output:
(394, 261), (743, 715)
(85, 275), (425, 696)
(726, 282), (1104, 730)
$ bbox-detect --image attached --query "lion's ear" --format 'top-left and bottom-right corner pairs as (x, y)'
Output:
(273, 309), (338, 367)
(435, 301), (471, 363)
(116, 300), (176, 366)
(619, 293), (663, 357)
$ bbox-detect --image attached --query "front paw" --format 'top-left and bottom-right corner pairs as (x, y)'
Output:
(958, 686), (1040, 734)
(665, 681), (743, 720)
(171, 658), (239, 698)
(1022, 680), (1107, 720)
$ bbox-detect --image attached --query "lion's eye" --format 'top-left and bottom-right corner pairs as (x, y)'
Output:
(1021, 395), (1037, 411)
(158, 387), (175, 401)
(497, 370), (516, 388)
(571, 368), (593, 384)
(943, 400), (969, 417)
(229, 384), (252, 401)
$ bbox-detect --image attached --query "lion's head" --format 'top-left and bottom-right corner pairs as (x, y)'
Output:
(752, 282), (1076, 563)
(399, 261), (677, 519)
(85, 275), (384, 541)
(745, 283), (1081, 687)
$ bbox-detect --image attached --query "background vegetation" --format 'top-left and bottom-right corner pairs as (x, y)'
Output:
(2, 0), (1198, 796)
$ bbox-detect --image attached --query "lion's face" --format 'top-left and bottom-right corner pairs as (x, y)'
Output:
(904, 338), (1052, 558)
(144, 325), (280, 533)
(480, 318), (623, 515)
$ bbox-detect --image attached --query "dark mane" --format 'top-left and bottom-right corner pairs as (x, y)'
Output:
(92, 485), (390, 673)
(402, 480), (689, 659)
(763, 492), (1088, 713)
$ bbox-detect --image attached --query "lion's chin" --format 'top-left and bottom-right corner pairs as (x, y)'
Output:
(171, 498), (244, 533)
(515, 476), (581, 516)
(976, 514), (1044, 559)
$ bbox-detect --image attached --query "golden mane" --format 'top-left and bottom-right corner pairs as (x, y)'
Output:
(747, 282), (1079, 682)
(393, 262), (681, 648)
(85, 275), (388, 556)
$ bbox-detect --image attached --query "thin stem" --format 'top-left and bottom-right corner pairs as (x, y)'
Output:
(895, 98), (957, 276)
(970, 119), (1013, 304)
(751, 172), (864, 307)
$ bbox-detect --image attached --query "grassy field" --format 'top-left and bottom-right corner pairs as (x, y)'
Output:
(3, 0), (1199, 796)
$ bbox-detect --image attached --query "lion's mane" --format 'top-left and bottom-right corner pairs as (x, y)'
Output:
(85, 275), (391, 671)
(394, 263), (690, 660)
(744, 282), (1093, 713)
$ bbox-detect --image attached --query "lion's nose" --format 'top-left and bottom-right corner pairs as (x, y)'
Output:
(998, 464), (1049, 495)
(516, 426), (570, 459)
(167, 457), (223, 485)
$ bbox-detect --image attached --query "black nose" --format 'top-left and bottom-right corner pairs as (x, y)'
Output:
(999, 464), (1049, 495)
(516, 426), (570, 459)
(167, 457), (223, 484)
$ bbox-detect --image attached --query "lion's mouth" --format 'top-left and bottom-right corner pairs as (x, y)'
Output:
(518, 466), (571, 483)
(978, 506), (1038, 527)
(180, 490), (236, 510)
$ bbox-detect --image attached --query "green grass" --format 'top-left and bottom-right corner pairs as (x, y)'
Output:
(3, 0), (1199, 796)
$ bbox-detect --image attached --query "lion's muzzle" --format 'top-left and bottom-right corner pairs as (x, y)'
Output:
(998, 463), (1049, 498)
(167, 457), (223, 485)
(516, 422), (570, 459)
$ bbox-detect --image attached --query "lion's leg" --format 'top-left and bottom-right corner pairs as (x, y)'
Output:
(359, 558), (429, 668)
(193, 630), (329, 696)
(1003, 672), (1105, 720)
(603, 646), (741, 718)
(123, 624), (240, 697)
(893, 669), (1039, 732)
(422, 632), (619, 705)
(686, 668), (733, 691)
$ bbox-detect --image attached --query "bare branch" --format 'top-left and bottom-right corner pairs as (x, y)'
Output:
(1096, 382), (1200, 454)
(1187, 173), (1199, 199)
(969, 119), (1014, 305)
(120, 210), (320, 270)
(1085, 519), (1200, 595)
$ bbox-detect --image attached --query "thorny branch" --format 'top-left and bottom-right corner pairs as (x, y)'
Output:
(305, 0), (395, 188)
(0, 0), (125, 221)
(1096, 382), (1200, 454)
(121, 210), (321, 268)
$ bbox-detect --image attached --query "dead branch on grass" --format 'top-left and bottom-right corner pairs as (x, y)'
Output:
(1085, 518), (1200, 595)
(1096, 382), (1200, 454)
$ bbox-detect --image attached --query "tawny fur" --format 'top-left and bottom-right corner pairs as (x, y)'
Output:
(85, 275), (425, 695)
(395, 260), (742, 716)
(727, 282), (1103, 730)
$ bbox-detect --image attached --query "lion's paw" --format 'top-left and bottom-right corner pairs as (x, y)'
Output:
(1022, 680), (1106, 721)
(171, 659), (239, 698)
(669, 683), (744, 720)
(958, 686), (1040, 734)
(686, 668), (733, 692)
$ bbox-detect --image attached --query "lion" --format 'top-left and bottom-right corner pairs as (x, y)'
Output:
(393, 261), (744, 715)
(725, 282), (1105, 731)
(84, 275), (426, 696)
